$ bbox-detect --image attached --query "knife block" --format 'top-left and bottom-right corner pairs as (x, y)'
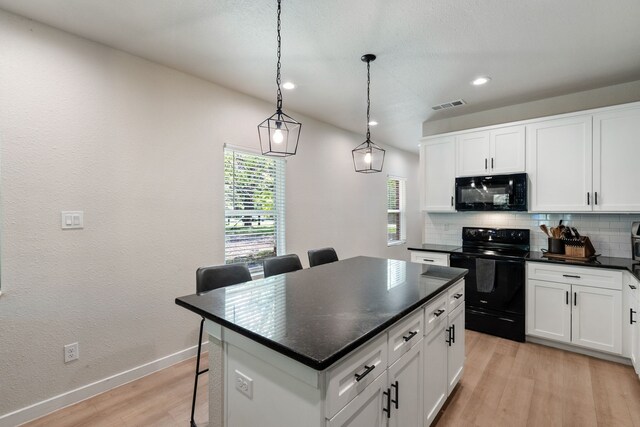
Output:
(564, 236), (596, 258)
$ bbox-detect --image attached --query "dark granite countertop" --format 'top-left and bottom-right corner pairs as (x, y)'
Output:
(408, 244), (461, 253)
(527, 251), (640, 281)
(175, 256), (467, 371)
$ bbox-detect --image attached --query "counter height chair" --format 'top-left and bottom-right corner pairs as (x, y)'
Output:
(191, 263), (251, 427)
(307, 247), (339, 268)
(263, 254), (303, 278)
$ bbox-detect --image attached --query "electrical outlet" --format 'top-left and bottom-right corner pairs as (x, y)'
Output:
(64, 342), (79, 363)
(234, 370), (253, 399)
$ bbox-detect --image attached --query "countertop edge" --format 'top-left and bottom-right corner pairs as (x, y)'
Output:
(175, 269), (468, 371)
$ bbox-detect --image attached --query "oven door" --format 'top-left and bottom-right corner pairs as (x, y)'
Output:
(449, 254), (525, 315)
(455, 173), (527, 211)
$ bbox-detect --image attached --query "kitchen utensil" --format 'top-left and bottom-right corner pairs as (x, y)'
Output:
(548, 238), (565, 254)
(540, 224), (551, 237)
(572, 227), (580, 238)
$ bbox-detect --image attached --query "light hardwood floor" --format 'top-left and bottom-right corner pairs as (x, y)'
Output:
(22, 330), (640, 427)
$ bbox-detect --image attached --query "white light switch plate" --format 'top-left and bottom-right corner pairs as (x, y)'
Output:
(61, 211), (83, 230)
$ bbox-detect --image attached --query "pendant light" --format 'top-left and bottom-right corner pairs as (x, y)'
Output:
(352, 54), (385, 173)
(258, 0), (301, 157)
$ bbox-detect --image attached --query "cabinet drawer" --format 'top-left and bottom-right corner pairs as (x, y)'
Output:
(527, 262), (622, 290)
(423, 293), (448, 336)
(447, 280), (465, 311)
(388, 309), (424, 365)
(325, 334), (388, 419)
(410, 251), (449, 266)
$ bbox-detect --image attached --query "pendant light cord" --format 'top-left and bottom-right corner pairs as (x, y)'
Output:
(366, 59), (371, 141)
(276, 0), (283, 111)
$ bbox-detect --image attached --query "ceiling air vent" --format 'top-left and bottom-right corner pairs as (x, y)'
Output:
(432, 99), (466, 111)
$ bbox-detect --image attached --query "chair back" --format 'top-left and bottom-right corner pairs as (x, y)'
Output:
(263, 254), (303, 278)
(307, 247), (339, 267)
(196, 263), (252, 294)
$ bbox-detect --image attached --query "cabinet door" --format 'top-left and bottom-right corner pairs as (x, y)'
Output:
(623, 278), (638, 358)
(630, 294), (638, 369)
(447, 304), (465, 394)
(421, 137), (456, 212)
(327, 371), (388, 427)
(388, 341), (423, 427)
(423, 321), (448, 426)
(456, 131), (490, 177)
(572, 285), (622, 354)
(593, 107), (640, 211)
(634, 305), (640, 375)
(527, 115), (593, 212)
(526, 279), (571, 343)
(489, 125), (525, 174)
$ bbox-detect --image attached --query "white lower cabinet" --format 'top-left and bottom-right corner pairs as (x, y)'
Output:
(526, 263), (622, 355)
(423, 320), (448, 426)
(447, 304), (465, 394)
(328, 372), (388, 427)
(410, 251), (449, 266)
(388, 341), (423, 427)
(623, 274), (640, 375)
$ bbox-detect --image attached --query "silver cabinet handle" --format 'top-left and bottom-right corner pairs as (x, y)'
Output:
(422, 258), (435, 262)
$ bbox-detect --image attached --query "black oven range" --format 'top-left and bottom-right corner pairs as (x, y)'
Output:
(449, 227), (529, 342)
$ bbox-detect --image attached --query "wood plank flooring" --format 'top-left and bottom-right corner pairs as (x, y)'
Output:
(22, 330), (640, 427)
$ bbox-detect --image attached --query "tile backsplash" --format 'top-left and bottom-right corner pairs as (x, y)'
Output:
(424, 212), (640, 258)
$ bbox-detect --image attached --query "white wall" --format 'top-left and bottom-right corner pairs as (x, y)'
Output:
(0, 9), (419, 421)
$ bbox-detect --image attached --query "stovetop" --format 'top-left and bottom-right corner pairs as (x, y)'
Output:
(451, 246), (530, 259)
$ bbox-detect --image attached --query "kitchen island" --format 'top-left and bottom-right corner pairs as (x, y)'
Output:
(176, 256), (467, 427)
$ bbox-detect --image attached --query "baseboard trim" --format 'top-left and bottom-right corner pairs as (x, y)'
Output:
(0, 343), (207, 427)
(526, 336), (631, 365)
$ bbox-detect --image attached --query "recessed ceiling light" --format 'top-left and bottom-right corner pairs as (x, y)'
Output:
(472, 76), (491, 86)
(282, 81), (296, 90)
(368, 121), (378, 126)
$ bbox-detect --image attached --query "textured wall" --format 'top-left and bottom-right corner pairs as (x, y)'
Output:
(422, 80), (640, 137)
(0, 10), (419, 418)
(424, 212), (639, 258)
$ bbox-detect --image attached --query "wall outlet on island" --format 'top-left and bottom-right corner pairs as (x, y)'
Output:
(234, 369), (253, 399)
(64, 342), (79, 363)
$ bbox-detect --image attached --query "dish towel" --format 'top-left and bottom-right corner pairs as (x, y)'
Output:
(476, 258), (496, 293)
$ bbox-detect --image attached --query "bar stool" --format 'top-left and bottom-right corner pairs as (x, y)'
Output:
(191, 263), (251, 427)
(307, 247), (339, 267)
(263, 254), (303, 278)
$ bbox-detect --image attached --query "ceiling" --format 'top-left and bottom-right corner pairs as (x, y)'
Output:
(1, 0), (639, 152)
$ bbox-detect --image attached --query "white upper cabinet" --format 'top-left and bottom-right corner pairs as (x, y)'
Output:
(527, 115), (593, 212)
(456, 126), (525, 177)
(456, 131), (490, 176)
(593, 106), (640, 212)
(420, 136), (455, 212)
(489, 125), (526, 174)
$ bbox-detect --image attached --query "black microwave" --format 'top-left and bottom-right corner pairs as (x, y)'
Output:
(455, 173), (527, 211)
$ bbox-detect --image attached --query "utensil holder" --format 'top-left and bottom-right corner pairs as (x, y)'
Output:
(548, 238), (565, 254)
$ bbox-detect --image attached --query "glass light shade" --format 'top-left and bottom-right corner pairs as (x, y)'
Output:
(258, 110), (301, 157)
(352, 140), (385, 173)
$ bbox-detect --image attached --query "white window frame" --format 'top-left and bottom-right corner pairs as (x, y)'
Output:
(223, 144), (286, 275)
(387, 175), (406, 246)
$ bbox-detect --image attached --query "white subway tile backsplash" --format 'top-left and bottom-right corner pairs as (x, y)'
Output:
(423, 212), (640, 258)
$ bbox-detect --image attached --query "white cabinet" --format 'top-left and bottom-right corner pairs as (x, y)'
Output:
(420, 137), (455, 212)
(456, 131), (490, 177)
(623, 274), (640, 375)
(571, 284), (622, 354)
(489, 125), (526, 174)
(423, 293), (465, 426)
(527, 115), (593, 212)
(593, 106), (640, 212)
(328, 372), (388, 427)
(456, 126), (525, 177)
(410, 251), (449, 266)
(388, 342), (423, 427)
(447, 304), (465, 394)
(527, 279), (572, 343)
(526, 263), (623, 355)
(423, 321), (448, 426)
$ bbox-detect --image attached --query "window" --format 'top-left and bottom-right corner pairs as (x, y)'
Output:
(387, 176), (406, 245)
(224, 146), (285, 273)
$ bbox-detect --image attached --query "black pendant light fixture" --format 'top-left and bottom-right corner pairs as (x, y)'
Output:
(352, 54), (385, 173)
(258, 0), (301, 157)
